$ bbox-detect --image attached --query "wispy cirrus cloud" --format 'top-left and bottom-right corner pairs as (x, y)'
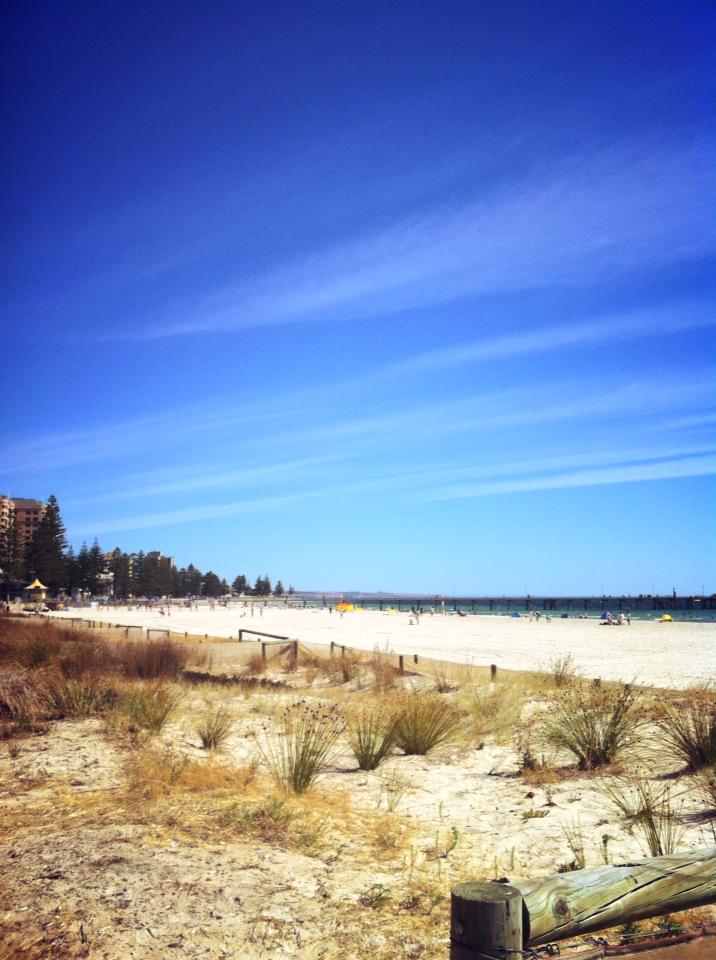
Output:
(3, 357), (713, 480)
(370, 302), (716, 380)
(413, 454), (716, 503)
(106, 137), (715, 341)
(69, 447), (716, 537)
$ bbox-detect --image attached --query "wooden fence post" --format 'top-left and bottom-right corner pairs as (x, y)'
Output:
(398, 654), (404, 674)
(261, 641), (267, 663)
(451, 882), (523, 959)
(413, 653), (419, 664)
(452, 846), (716, 953)
(490, 664), (497, 681)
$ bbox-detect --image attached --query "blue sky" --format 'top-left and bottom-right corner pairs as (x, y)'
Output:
(2, 0), (714, 594)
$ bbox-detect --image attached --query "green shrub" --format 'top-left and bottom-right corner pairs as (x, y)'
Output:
(392, 692), (461, 756)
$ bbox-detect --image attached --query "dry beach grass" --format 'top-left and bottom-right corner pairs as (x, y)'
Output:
(1, 616), (714, 959)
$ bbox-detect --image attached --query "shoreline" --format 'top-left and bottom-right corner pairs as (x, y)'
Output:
(48, 604), (716, 690)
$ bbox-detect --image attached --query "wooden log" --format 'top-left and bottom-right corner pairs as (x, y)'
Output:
(517, 845), (716, 946)
(451, 881), (523, 959)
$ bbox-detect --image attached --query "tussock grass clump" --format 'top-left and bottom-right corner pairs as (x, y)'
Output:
(46, 671), (119, 717)
(244, 651), (267, 675)
(112, 681), (181, 734)
(300, 649), (362, 685)
(549, 653), (578, 687)
(602, 773), (684, 855)
(541, 682), (642, 769)
(695, 765), (716, 811)
(392, 692), (461, 756)
(561, 817), (586, 870)
(195, 704), (233, 749)
(467, 683), (524, 742)
(116, 639), (191, 680)
(222, 796), (296, 843)
(0, 668), (49, 734)
(347, 703), (397, 770)
(370, 650), (398, 692)
(259, 700), (345, 793)
(128, 746), (257, 802)
(221, 796), (326, 850)
(656, 693), (716, 770)
(431, 665), (460, 693)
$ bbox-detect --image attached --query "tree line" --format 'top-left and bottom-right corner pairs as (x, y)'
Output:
(0, 495), (293, 600)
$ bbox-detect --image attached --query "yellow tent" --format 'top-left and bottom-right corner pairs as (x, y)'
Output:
(659, 614), (673, 622)
(26, 579), (47, 591)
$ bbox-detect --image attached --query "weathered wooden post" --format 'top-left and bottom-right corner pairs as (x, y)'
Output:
(398, 654), (404, 674)
(413, 653), (419, 664)
(451, 882), (523, 959)
(330, 641), (335, 656)
(261, 641), (267, 663)
(593, 677), (601, 688)
(452, 847), (716, 955)
(490, 664), (497, 681)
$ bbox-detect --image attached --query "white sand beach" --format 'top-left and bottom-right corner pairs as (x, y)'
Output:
(50, 604), (715, 689)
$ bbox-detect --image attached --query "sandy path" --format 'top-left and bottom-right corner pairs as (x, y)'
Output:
(50, 605), (715, 689)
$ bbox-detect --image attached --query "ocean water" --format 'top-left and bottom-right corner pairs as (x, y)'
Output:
(305, 599), (716, 623)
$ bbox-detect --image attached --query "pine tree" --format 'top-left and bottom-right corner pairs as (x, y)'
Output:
(77, 542), (91, 592)
(88, 539), (106, 595)
(274, 580), (284, 597)
(186, 563), (203, 595)
(0, 514), (24, 600)
(232, 574), (248, 594)
(65, 545), (81, 596)
(25, 495), (68, 595)
(108, 548), (131, 598)
(203, 571), (223, 597)
(131, 551), (147, 596)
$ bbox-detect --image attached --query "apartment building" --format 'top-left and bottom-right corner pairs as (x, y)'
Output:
(0, 496), (46, 546)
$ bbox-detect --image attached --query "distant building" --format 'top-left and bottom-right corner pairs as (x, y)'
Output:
(0, 496), (46, 546)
